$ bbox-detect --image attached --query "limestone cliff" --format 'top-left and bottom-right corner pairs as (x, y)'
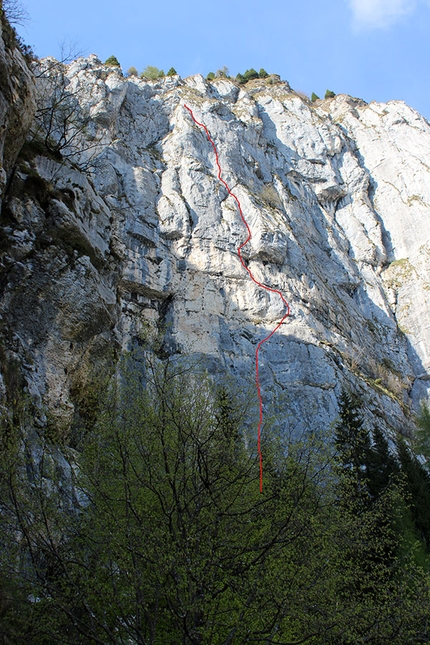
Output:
(1, 46), (429, 438)
(0, 12), (35, 201)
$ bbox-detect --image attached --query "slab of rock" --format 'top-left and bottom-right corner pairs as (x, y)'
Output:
(1, 52), (429, 437)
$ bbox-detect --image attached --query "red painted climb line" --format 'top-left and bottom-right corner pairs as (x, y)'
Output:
(184, 104), (290, 492)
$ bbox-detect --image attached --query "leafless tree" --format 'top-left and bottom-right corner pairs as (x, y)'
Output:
(29, 47), (104, 173)
(1, 0), (29, 26)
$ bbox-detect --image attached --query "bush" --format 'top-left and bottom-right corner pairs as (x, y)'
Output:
(311, 92), (320, 102)
(104, 55), (120, 67)
(325, 89), (336, 99)
(216, 66), (229, 78)
(206, 71), (215, 81)
(243, 67), (259, 82)
(141, 65), (165, 80)
(126, 66), (138, 77)
(166, 67), (177, 76)
(236, 68), (259, 84)
(259, 68), (268, 78)
(16, 36), (36, 62)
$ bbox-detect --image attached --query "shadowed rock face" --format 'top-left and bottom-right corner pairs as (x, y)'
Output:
(1, 49), (429, 438)
(0, 15), (35, 201)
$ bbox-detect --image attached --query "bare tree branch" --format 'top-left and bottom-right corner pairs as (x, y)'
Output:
(29, 55), (105, 175)
(1, 0), (29, 26)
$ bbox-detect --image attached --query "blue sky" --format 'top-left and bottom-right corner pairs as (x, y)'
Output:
(15, 0), (430, 120)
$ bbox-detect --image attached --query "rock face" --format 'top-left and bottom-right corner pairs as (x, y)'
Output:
(1, 48), (430, 438)
(328, 97), (430, 404)
(0, 14), (35, 203)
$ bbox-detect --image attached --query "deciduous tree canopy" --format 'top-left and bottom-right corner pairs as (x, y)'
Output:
(1, 367), (429, 644)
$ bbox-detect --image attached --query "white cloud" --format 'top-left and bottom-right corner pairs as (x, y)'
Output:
(350, 0), (416, 28)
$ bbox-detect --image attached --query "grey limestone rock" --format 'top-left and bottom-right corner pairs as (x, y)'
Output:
(0, 15), (36, 202)
(1, 49), (429, 438)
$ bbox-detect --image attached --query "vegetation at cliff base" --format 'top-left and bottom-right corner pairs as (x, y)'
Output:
(1, 354), (430, 644)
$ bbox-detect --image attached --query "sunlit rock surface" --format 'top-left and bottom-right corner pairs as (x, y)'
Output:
(1, 50), (430, 437)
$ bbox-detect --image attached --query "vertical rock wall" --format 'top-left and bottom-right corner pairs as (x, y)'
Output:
(0, 14), (35, 200)
(1, 50), (429, 439)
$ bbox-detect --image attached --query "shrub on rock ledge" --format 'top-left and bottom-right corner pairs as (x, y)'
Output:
(104, 55), (120, 67)
(141, 66), (165, 80)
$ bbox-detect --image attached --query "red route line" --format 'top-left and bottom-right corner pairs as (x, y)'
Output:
(184, 104), (290, 492)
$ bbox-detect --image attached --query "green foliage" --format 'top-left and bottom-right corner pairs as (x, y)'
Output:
(416, 400), (430, 461)
(335, 389), (430, 567)
(397, 436), (430, 549)
(126, 65), (138, 77)
(333, 391), (430, 636)
(166, 66), (177, 76)
(334, 389), (372, 497)
(1, 374), (430, 643)
(258, 68), (268, 78)
(236, 68), (259, 84)
(367, 424), (399, 500)
(206, 71), (215, 81)
(104, 55), (120, 67)
(141, 65), (165, 80)
(243, 67), (259, 82)
(335, 390), (401, 503)
(311, 92), (320, 102)
(325, 88), (336, 99)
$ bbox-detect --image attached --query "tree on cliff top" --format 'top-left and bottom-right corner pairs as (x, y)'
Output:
(104, 54), (120, 67)
(141, 65), (165, 80)
(1, 0), (28, 26)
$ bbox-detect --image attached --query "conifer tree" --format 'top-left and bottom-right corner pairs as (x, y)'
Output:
(2, 379), (430, 643)
(334, 389), (372, 501)
(367, 424), (399, 500)
(397, 436), (430, 549)
(243, 68), (259, 82)
(104, 55), (120, 67)
(416, 401), (430, 462)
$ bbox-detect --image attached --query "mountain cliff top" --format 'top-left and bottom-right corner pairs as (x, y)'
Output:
(1, 47), (430, 437)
